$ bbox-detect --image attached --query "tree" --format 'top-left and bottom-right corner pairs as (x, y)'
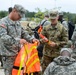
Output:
(0, 11), (8, 19)
(35, 8), (44, 19)
(25, 10), (36, 18)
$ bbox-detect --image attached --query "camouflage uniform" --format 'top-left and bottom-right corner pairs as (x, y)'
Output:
(58, 12), (68, 30)
(41, 22), (68, 73)
(43, 56), (76, 75)
(0, 5), (34, 75)
(40, 19), (51, 26)
(25, 24), (34, 36)
(64, 40), (72, 48)
(71, 25), (76, 60)
(62, 20), (68, 30)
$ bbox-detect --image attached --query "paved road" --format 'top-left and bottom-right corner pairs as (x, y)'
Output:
(0, 69), (4, 75)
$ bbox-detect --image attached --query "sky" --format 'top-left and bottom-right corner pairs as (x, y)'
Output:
(0, 0), (76, 13)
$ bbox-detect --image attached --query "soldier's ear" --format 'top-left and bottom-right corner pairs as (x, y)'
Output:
(57, 15), (59, 20)
(12, 8), (17, 12)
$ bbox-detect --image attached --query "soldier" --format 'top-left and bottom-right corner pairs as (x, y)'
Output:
(71, 25), (76, 60)
(43, 48), (76, 75)
(58, 12), (68, 30)
(41, 10), (68, 73)
(0, 7), (13, 68)
(37, 13), (51, 58)
(58, 12), (75, 40)
(40, 13), (51, 26)
(0, 4), (39, 75)
(8, 7), (12, 14)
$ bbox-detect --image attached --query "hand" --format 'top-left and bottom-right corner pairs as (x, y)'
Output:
(20, 39), (28, 45)
(49, 42), (56, 47)
(32, 39), (40, 46)
(42, 37), (48, 42)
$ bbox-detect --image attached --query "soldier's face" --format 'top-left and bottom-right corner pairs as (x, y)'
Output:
(12, 9), (21, 21)
(51, 16), (58, 24)
(61, 51), (70, 57)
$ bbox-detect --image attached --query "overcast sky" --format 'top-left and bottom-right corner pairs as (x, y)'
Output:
(0, 0), (76, 13)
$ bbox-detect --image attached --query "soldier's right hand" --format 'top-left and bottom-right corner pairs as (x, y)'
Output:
(49, 42), (56, 47)
(20, 39), (28, 45)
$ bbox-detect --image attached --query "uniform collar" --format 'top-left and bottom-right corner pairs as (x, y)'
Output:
(50, 22), (59, 29)
(7, 16), (18, 25)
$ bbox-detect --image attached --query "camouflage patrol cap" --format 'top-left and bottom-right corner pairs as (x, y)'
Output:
(50, 10), (59, 19)
(44, 13), (49, 18)
(59, 12), (63, 16)
(14, 4), (26, 18)
(60, 48), (72, 54)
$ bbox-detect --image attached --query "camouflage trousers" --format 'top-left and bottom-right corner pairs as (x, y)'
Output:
(41, 55), (55, 74)
(2, 56), (16, 75)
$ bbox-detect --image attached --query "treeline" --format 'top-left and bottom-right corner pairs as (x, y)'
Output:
(0, 10), (36, 19)
(0, 10), (76, 24)
(63, 12), (76, 24)
(25, 10), (36, 18)
(0, 11), (8, 19)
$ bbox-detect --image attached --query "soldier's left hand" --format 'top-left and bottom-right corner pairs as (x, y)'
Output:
(32, 39), (40, 46)
(49, 42), (56, 47)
